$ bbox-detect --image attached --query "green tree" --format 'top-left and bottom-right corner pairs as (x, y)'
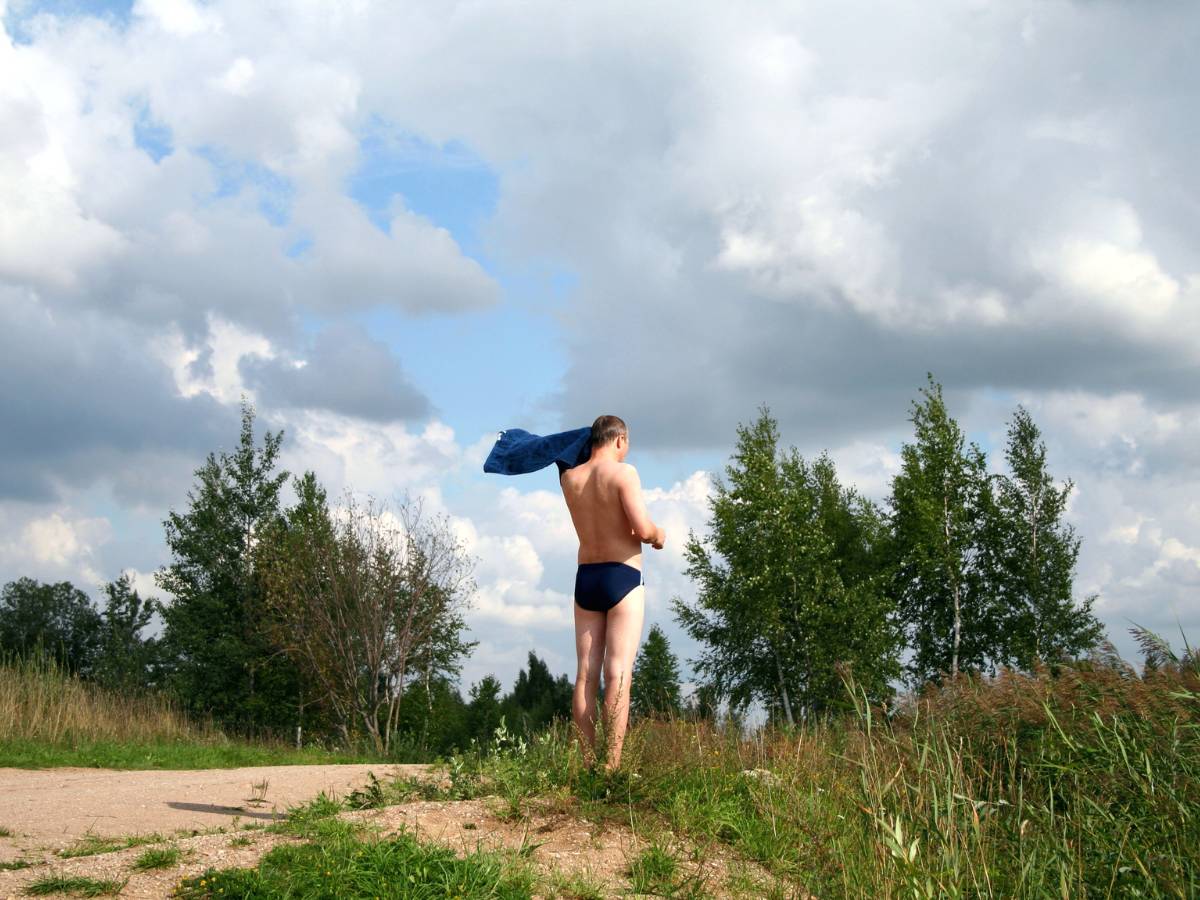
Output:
(466, 674), (505, 745)
(888, 375), (997, 684)
(0, 577), (102, 675)
(93, 572), (162, 692)
(682, 681), (719, 722)
(502, 651), (572, 736)
(155, 397), (300, 732)
(631, 624), (682, 718)
(256, 478), (478, 753)
(393, 674), (469, 757)
(673, 406), (900, 724)
(988, 406), (1103, 668)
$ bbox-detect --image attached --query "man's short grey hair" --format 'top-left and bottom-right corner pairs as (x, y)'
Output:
(590, 415), (627, 448)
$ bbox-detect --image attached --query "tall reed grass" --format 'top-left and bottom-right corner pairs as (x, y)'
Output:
(0, 650), (216, 745)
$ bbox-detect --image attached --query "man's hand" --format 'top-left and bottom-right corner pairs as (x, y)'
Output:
(651, 525), (665, 550)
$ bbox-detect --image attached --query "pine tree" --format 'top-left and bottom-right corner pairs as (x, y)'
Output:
(631, 624), (682, 718)
(155, 397), (299, 731)
(674, 406), (900, 723)
(989, 406), (1103, 668)
(503, 651), (572, 736)
(888, 375), (998, 684)
(467, 675), (505, 744)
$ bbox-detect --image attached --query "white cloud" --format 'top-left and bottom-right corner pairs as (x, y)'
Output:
(135, 0), (221, 38)
(0, 507), (113, 591)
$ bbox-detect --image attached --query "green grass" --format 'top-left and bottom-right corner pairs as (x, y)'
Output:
(543, 868), (608, 900)
(0, 859), (32, 870)
(132, 845), (183, 870)
(24, 874), (125, 896)
(0, 826), (12, 837)
(58, 832), (167, 858)
(176, 816), (536, 899)
(0, 737), (378, 770)
(0, 652), (411, 770)
(628, 843), (679, 895)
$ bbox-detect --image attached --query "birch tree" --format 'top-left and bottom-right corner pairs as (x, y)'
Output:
(888, 375), (997, 684)
(989, 406), (1103, 668)
(673, 406), (899, 723)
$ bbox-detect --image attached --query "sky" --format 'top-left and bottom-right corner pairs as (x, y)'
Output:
(2, 0), (1198, 700)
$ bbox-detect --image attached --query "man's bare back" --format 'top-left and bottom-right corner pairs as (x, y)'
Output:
(560, 458), (661, 567)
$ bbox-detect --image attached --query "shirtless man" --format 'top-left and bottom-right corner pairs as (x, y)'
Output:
(559, 415), (665, 770)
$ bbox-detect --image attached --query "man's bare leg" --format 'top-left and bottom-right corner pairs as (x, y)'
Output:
(572, 603), (607, 766)
(600, 584), (645, 771)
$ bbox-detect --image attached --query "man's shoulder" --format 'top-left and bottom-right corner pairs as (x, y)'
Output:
(593, 459), (636, 478)
(612, 461), (639, 482)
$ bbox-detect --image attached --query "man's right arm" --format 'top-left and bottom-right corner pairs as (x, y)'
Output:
(618, 465), (664, 548)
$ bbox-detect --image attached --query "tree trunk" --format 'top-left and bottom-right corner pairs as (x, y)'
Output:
(774, 646), (795, 727)
(945, 492), (961, 678)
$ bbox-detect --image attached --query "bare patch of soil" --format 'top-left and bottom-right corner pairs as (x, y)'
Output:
(0, 766), (793, 898)
(0, 763), (430, 899)
(0, 827), (302, 899)
(341, 796), (784, 898)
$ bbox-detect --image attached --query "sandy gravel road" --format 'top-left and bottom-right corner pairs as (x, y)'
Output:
(0, 763), (432, 851)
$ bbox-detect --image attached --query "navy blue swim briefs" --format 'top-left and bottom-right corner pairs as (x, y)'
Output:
(574, 561), (644, 613)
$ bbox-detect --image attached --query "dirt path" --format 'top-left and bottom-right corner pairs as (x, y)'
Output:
(0, 765), (792, 898)
(0, 763), (429, 849)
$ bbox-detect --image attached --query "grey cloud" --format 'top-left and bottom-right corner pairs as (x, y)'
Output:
(0, 286), (241, 505)
(239, 322), (430, 422)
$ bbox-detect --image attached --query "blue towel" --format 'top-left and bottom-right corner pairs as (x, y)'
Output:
(483, 426), (592, 476)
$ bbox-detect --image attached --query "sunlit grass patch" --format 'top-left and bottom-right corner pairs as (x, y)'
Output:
(175, 825), (536, 899)
(58, 832), (166, 858)
(628, 842), (679, 895)
(24, 874), (125, 896)
(131, 845), (183, 870)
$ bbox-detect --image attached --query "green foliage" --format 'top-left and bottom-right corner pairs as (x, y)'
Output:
(500, 651), (572, 738)
(155, 397), (301, 734)
(255, 475), (478, 754)
(631, 624), (682, 718)
(24, 875), (125, 896)
(673, 405), (900, 723)
(888, 374), (996, 684)
(628, 843), (680, 895)
(987, 406), (1103, 668)
(186, 795), (535, 899)
(0, 577), (102, 676)
(392, 672), (470, 757)
(889, 378), (1104, 685)
(92, 572), (163, 692)
(456, 646), (1200, 898)
(131, 845), (183, 870)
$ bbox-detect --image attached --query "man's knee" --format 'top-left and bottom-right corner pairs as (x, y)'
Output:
(603, 663), (632, 695)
